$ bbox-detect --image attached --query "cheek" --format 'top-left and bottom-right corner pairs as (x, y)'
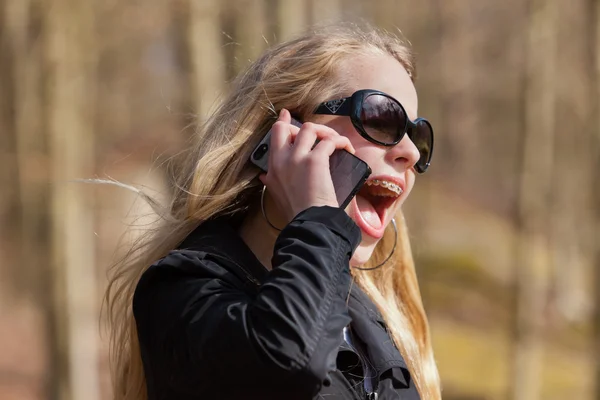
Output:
(401, 171), (416, 200)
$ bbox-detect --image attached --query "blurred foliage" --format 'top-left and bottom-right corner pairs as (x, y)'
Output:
(419, 252), (512, 327)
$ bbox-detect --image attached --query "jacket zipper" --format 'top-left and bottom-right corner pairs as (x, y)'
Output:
(344, 327), (379, 400)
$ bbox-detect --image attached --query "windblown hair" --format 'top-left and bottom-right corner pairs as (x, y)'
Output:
(105, 23), (441, 400)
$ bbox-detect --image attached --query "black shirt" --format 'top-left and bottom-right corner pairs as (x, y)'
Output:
(133, 206), (421, 399)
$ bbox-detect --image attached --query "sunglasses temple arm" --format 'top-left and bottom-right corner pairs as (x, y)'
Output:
(314, 99), (352, 116)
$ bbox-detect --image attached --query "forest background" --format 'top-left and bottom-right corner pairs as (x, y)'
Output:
(1, 0), (599, 399)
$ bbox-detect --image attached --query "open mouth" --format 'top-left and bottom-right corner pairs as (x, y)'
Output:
(353, 179), (403, 238)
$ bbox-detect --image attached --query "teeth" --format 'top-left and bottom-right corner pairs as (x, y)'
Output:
(366, 179), (403, 196)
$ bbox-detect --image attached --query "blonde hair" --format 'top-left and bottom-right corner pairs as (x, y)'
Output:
(105, 23), (441, 400)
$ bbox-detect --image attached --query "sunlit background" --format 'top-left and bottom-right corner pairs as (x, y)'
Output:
(1, 0), (599, 399)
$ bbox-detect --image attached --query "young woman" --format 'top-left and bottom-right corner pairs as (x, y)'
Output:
(106, 23), (441, 400)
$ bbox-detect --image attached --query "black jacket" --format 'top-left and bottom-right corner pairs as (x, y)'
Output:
(133, 206), (421, 400)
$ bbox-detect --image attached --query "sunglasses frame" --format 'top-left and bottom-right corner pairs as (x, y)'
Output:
(314, 89), (434, 173)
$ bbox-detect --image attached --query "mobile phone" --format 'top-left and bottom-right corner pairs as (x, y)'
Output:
(250, 118), (372, 209)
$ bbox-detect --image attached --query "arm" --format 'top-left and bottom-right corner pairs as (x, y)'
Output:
(133, 206), (360, 398)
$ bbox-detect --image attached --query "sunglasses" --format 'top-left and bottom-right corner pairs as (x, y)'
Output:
(314, 89), (434, 173)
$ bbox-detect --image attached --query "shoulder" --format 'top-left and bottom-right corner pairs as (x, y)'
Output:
(132, 249), (252, 340)
(133, 249), (249, 317)
(139, 249), (234, 285)
(135, 249), (249, 300)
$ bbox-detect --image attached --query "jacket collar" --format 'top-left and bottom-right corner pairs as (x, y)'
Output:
(347, 286), (411, 388)
(178, 217), (269, 284)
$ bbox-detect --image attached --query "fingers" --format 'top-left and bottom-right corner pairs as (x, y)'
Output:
(292, 123), (347, 152)
(312, 136), (354, 157)
(268, 111), (301, 176)
(292, 127), (355, 163)
(291, 124), (318, 153)
(259, 110), (352, 219)
(268, 108), (356, 169)
(269, 109), (294, 152)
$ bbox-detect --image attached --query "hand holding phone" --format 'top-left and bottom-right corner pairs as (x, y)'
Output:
(250, 110), (371, 221)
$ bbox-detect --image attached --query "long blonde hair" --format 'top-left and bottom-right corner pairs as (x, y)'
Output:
(105, 23), (441, 400)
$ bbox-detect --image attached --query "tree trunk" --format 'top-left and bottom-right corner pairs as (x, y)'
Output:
(592, 0), (600, 396)
(511, 1), (558, 399)
(45, 0), (100, 398)
(370, 0), (401, 31)
(232, 0), (267, 75)
(547, 0), (597, 328)
(0, 0), (22, 294)
(593, 116), (600, 400)
(4, 0), (52, 304)
(187, 0), (226, 120)
(276, 0), (309, 41)
(309, 0), (341, 25)
(438, 0), (479, 192)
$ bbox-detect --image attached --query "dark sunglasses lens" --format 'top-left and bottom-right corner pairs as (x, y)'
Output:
(410, 119), (433, 172)
(360, 94), (406, 144)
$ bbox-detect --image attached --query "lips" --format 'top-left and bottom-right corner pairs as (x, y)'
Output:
(350, 175), (405, 239)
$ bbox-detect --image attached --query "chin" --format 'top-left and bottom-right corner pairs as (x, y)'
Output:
(349, 240), (378, 267)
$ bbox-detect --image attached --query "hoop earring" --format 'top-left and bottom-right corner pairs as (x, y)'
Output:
(352, 218), (397, 271)
(261, 185), (282, 231)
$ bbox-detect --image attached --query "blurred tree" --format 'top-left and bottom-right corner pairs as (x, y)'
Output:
(309, 0), (341, 25)
(276, 0), (309, 41)
(95, 0), (134, 153)
(439, 0), (480, 194)
(546, 0), (596, 325)
(594, 135), (600, 399)
(230, 0), (268, 76)
(187, 0), (226, 120)
(511, 0), (558, 399)
(0, 0), (22, 293)
(4, 0), (49, 303)
(593, 0), (600, 396)
(45, 0), (100, 399)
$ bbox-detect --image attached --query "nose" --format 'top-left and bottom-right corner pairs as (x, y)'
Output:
(388, 133), (421, 171)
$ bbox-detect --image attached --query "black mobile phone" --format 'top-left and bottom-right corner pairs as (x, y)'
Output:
(250, 118), (372, 209)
